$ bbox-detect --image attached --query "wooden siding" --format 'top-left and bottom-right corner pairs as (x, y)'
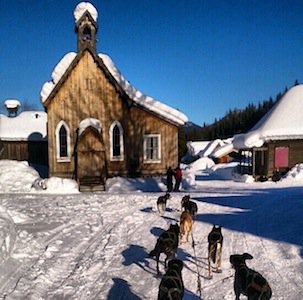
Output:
(0, 140), (48, 166)
(267, 140), (303, 177)
(46, 50), (179, 179)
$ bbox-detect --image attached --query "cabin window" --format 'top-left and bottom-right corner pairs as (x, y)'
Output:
(55, 121), (71, 161)
(144, 134), (161, 163)
(109, 121), (124, 161)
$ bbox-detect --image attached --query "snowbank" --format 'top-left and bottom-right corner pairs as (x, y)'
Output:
(281, 163), (303, 182)
(0, 160), (79, 194)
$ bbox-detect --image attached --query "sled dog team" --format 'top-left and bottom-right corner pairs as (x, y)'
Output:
(150, 194), (272, 300)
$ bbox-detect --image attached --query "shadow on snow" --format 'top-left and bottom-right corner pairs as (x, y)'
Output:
(191, 185), (303, 257)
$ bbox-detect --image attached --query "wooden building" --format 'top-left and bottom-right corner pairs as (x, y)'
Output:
(41, 2), (188, 190)
(234, 84), (303, 180)
(0, 111), (48, 173)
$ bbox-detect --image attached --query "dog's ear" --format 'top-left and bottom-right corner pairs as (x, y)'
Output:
(243, 253), (253, 260)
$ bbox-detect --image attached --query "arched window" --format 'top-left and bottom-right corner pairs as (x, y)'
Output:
(59, 126), (68, 157)
(55, 121), (71, 161)
(109, 121), (124, 161)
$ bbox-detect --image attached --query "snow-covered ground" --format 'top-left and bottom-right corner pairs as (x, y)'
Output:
(0, 160), (303, 299)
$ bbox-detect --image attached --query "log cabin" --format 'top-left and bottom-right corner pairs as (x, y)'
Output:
(40, 2), (188, 191)
(234, 84), (303, 181)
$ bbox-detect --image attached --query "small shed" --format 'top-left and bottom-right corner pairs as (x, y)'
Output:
(0, 110), (48, 171)
(233, 84), (303, 180)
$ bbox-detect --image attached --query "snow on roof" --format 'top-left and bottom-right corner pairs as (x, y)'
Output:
(74, 2), (98, 23)
(79, 118), (101, 136)
(0, 111), (47, 141)
(211, 142), (235, 158)
(4, 99), (21, 109)
(186, 138), (234, 159)
(40, 52), (77, 102)
(40, 52), (188, 125)
(201, 139), (225, 157)
(99, 53), (188, 125)
(233, 84), (303, 149)
(186, 141), (210, 156)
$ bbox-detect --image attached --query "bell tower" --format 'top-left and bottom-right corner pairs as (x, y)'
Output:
(74, 2), (98, 52)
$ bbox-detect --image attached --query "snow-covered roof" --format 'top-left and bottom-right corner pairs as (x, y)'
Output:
(0, 111), (47, 141)
(79, 118), (101, 136)
(211, 142), (235, 158)
(74, 2), (98, 23)
(40, 52), (77, 102)
(4, 99), (21, 109)
(186, 141), (210, 156)
(40, 51), (188, 125)
(186, 138), (234, 159)
(233, 84), (303, 149)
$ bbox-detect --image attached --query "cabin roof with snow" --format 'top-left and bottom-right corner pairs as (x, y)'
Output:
(233, 84), (303, 149)
(0, 111), (47, 141)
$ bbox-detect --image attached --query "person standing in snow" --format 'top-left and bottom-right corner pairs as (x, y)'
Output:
(166, 166), (174, 192)
(174, 165), (182, 192)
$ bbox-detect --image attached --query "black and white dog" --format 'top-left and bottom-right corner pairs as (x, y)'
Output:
(208, 225), (223, 278)
(158, 259), (184, 300)
(230, 253), (272, 300)
(149, 223), (180, 275)
(157, 193), (171, 214)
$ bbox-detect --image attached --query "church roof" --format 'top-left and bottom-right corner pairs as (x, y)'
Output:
(40, 50), (188, 125)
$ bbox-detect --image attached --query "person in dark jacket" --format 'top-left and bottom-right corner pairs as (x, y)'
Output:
(166, 166), (174, 192)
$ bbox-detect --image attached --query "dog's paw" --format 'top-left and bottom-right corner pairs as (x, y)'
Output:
(216, 268), (222, 273)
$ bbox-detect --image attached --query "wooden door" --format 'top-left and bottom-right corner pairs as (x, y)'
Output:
(77, 126), (106, 182)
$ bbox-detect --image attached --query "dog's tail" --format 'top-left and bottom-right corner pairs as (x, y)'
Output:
(209, 243), (218, 263)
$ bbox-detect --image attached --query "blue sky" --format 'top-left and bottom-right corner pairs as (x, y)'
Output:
(1, 0), (303, 125)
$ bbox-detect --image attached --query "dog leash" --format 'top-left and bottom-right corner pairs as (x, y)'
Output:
(191, 232), (203, 299)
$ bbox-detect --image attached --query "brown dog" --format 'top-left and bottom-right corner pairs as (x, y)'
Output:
(179, 211), (193, 243)
(230, 253), (272, 300)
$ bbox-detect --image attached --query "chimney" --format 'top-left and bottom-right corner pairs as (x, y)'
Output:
(4, 99), (21, 117)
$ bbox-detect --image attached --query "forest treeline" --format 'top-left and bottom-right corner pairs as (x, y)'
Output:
(178, 80), (299, 158)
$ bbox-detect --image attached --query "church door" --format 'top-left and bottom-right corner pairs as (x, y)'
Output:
(77, 126), (106, 188)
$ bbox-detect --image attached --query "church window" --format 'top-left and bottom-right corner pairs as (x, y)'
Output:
(55, 121), (71, 161)
(109, 121), (124, 161)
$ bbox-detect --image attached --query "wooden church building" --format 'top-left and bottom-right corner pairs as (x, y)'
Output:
(41, 2), (188, 190)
